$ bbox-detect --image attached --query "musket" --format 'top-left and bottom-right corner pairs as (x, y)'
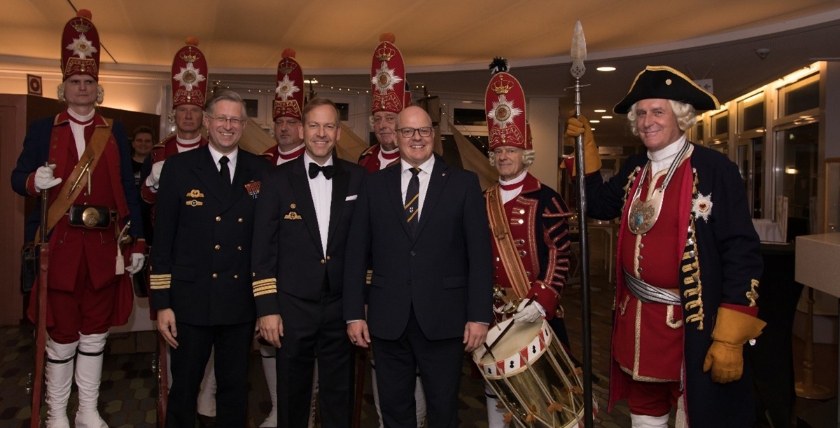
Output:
(30, 163), (51, 427)
(569, 20), (594, 428)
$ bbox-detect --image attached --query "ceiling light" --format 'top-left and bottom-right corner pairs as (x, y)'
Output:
(303, 78), (318, 84)
(590, 128), (596, 131)
(589, 120), (600, 123)
(597, 67), (616, 72)
(602, 115), (613, 119)
(594, 109), (606, 113)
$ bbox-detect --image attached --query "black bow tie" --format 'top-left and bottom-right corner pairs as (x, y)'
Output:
(308, 163), (336, 180)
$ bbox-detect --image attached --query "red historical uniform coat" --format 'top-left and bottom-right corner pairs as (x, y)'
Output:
(358, 143), (400, 173)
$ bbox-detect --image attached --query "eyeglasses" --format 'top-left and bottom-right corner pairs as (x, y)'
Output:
(397, 127), (433, 138)
(207, 116), (246, 126)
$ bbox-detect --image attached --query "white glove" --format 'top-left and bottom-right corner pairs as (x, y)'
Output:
(34, 164), (62, 191)
(144, 160), (165, 191)
(512, 300), (545, 323)
(125, 253), (146, 275)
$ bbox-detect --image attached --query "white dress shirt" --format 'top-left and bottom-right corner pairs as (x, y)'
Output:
(305, 152), (333, 254)
(208, 144), (238, 184)
(400, 156), (435, 221)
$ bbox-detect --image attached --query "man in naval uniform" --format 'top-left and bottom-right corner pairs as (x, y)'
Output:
(566, 65), (765, 428)
(256, 47), (313, 428)
(253, 98), (364, 428)
(150, 91), (270, 427)
(139, 37), (218, 427)
(357, 33), (427, 428)
(10, 10), (146, 427)
(482, 62), (574, 427)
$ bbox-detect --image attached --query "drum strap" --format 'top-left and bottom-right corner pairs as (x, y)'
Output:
(624, 269), (681, 305)
(35, 118), (112, 242)
(487, 184), (530, 299)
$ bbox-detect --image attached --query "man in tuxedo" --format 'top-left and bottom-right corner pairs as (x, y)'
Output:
(150, 90), (270, 427)
(253, 98), (364, 428)
(344, 106), (493, 428)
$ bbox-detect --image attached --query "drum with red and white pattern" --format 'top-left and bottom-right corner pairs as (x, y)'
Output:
(474, 318), (594, 427)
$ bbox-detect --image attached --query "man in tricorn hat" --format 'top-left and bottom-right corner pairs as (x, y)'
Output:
(358, 33), (426, 428)
(11, 10), (146, 427)
(483, 59), (574, 428)
(566, 65), (765, 427)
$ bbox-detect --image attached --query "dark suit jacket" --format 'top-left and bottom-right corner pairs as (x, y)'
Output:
(251, 156), (365, 316)
(149, 145), (270, 326)
(343, 155), (493, 341)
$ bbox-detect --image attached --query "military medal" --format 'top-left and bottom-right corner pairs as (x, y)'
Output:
(626, 140), (691, 235)
(245, 181), (261, 199)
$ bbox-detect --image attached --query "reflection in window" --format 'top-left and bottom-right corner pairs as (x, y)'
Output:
(776, 123), (818, 238)
(737, 137), (764, 218)
(783, 79), (819, 116)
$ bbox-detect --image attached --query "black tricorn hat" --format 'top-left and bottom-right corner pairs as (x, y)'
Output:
(613, 65), (720, 114)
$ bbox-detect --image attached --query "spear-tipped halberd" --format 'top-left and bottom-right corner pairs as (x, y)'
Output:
(569, 19), (594, 428)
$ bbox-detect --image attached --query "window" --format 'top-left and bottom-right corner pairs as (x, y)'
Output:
(775, 123), (818, 238)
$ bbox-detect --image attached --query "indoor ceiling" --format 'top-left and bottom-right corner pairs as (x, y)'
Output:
(4, 0), (840, 145)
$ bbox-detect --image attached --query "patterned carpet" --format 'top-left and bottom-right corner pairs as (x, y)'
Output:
(0, 272), (629, 428)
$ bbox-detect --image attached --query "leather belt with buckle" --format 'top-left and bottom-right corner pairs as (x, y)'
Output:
(67, 205), (114, 229)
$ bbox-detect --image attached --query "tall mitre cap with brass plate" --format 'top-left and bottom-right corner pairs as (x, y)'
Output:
(485, 57), (530, 151)
(171, 37), (208, 108)
(613, 65), (720, 114)
(370, 33), (406, 114)
(61, 9), (100, 81)
(273, 48), (304, 121)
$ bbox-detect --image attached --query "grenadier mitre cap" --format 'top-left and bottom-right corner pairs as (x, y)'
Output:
(273, 48), (304, 121)
(171, 37), (208, 108)
(485, 58), (530, 151)
(371, 33), (406, 114)
(61, 9), (100, 81)
(613, 65), (720, 114)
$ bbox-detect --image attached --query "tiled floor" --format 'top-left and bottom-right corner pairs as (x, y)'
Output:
(1, 268), (831, 427)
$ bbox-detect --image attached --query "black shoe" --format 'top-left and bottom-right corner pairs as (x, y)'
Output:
(197, 414), (216, 428)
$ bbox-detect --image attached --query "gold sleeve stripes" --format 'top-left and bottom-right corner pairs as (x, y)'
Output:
(150, 274), (171, 290)
(253, 278), (277, 297)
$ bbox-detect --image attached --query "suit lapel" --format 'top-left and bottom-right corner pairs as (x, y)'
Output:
(327, 161), (349, 251)
(414, 156), (449, 240)
(387, 164), (413, 239)
(289, 157), (324, 254)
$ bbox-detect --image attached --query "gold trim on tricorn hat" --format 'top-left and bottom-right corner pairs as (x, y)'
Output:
(613, 65), (720, 114)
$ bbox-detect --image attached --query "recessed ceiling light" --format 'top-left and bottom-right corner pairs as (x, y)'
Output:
(597, 67), (616, 72)
(594, 109), (606, 113)
(589, 120), (600, 123)
(602, 115), (613, 119)
(590, 128), (596, 131)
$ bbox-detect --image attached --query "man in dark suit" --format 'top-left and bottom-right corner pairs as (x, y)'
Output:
(150, 90), (270, 427)
(344, 106), (493, 428)
(253, 98), (365, 428)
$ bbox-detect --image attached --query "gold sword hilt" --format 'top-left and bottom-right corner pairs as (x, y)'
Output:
(66, 157), (94, 198)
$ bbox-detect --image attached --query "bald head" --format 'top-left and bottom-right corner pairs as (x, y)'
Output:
(396, 106), (435, 167)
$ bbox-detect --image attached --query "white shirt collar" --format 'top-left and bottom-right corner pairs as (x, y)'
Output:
(304, 152), (333, 168)
(67, 108), (95, 123)
(401, 156), (435, 174)
(648, 134), (687, 162)
(499, 170), (527, 186)
(176, 134), (202, 145)
(208, 144), (238, 166)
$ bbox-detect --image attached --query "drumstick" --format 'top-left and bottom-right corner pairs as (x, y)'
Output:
(485, 296), (536, 354)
